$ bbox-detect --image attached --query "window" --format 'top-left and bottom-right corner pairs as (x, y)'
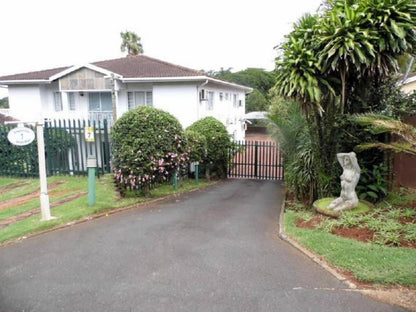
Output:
(68, 93), (76, 111)
(233, 94), (238, 108)
(225, 93), (229, 101)
(54, 92), (63, 112)
(219, 92), (223, 101)
(127, 91), (153, 110)
(207, 91), (214, 110)
(89, 92), (112, 112)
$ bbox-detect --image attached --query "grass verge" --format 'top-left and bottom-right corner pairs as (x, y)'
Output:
(0, 175), (214, 245)
(284, 212), (416, 286)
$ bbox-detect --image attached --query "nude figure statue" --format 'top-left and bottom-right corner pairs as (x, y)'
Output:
(327, 152), (361, 212)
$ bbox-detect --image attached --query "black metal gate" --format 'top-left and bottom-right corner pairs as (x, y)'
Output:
(228, 140), (284, 180)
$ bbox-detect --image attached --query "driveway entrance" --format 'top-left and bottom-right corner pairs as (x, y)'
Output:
(0, 180), (403, 311)
(228, 140), (284, 180)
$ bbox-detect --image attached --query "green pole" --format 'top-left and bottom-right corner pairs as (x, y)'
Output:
(87, 157), (97, 206)
(173, 170), (178, 191)
(195, 162), (199, 184)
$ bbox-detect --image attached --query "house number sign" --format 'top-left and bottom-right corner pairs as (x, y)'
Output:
(7, 125), (35, 146)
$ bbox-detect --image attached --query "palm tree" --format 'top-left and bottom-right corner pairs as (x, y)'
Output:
(120, 31), (143, 56)
(274, 14), (334, 116)
(317, 1), (376, 114)
(355, 114), (416, 156)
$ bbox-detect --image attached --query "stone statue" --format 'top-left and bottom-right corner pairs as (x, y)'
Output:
(328, 152), (361, 212)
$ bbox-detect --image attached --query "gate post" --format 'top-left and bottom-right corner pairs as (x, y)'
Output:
(254, 141), (258, 178)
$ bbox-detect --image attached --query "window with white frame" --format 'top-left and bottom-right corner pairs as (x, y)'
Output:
(233, 94), (238, 108)
(54, 92), (63, 112)
(207, 91), (214, 110)
(68, 93), (76, 111)
(88, 92), (112, 112)
(219, 92), (223, 101)
(127, 91), (153, 110)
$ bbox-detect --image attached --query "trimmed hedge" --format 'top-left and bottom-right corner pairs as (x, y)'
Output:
(186, 117), (232, 179)
(111, 107), (188, 195)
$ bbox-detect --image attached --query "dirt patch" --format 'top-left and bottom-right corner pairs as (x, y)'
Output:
(0, 181), (30, 193)
(294, 216), (324, 229)
(0, 181), (66, 211)
(0, 191), (87, 229)
(332, 226), (375, 243)
(294, 215), (415, 249)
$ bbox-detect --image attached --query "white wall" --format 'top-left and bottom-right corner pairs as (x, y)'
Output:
(153, 83), (198, 129)
(199, 82), (246, 141)
(8, 79), (247, 140)
(8, 85), (43, 121)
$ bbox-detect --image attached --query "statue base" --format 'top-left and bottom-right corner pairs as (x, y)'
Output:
(313, 197), (373, 218)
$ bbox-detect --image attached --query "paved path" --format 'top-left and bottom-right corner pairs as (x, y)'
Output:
(0, 180), (405, 311)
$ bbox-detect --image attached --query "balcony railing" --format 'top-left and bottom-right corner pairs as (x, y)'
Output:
(88, 111), (114, 128)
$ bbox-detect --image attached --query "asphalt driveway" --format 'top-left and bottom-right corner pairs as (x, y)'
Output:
(0, 180), (405, 311)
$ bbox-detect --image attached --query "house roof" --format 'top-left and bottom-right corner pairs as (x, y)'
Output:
(0, 55), (252, 92)
(0, 66), (70, 81)
(0, 55), (205, 82)
(93, 55), (205, 78)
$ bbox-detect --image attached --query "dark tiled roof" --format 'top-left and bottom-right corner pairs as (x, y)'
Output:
(93, 55), (205, 78)
(0, 66), (70, 81)
(0, 113), (18, 125)
(0, 55), (205, 81)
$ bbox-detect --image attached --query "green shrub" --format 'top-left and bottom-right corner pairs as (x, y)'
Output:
(111, 107), (188, 195)
(186, 117), (231, 179)
(184, 129), (207, 164)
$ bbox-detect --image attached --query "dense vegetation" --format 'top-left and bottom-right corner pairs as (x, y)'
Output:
(186, 117), (233, 179)
(270, 0), (416, 206)
(111, 107), (188, 196)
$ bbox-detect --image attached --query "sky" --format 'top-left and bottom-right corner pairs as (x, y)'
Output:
(0, 0), (323, 98)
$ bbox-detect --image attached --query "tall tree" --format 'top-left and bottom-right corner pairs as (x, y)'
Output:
(120, 31), (144, 56)
(273, 0), (416, 203)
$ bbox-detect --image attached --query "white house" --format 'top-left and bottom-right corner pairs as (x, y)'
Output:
(0, 55), (252, 140)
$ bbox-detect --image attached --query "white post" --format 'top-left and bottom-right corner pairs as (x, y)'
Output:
(36, 120), (55, 221)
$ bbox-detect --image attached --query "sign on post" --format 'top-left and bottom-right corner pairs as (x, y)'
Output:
(6, 121), (55, 221)
(7, 124), (35, 146)
(85, 126), (95, 142)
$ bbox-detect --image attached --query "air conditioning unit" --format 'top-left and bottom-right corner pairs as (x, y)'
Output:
(199, 89), (207, 101)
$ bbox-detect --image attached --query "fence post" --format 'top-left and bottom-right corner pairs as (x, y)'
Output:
(87, 156), (97, 206)
(254, 141), (258, 178)
(195, 162), (199, 184)
(103, 119), (111, 173)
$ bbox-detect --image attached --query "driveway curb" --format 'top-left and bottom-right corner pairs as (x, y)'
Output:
(277, 198), (357, 290)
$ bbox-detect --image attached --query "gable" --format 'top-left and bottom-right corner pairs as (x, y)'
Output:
(59, 68), (111, 91)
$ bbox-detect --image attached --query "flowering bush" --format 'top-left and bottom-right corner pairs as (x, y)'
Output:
(184, 129), (207, 164)
(186, 117), (232, 179)
(111, 106), (188, 195)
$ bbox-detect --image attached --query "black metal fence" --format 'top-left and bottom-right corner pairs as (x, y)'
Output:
(228, 140), (284, 180)
(0, 119), (111, 177)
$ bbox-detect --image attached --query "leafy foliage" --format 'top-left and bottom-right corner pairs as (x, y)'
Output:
(0, 97), (8, 109)
(210, 68), (274, 113)
(111, 107), (188, 195)
(272, 0), (416, 203)
(355, 113), (416, 156)
(356, 163), (388, 202)
(186, 117), (232, 179)
(184, 129), (207, 164)
(269, 97), (329, 206)
(120, 30), (143, 55)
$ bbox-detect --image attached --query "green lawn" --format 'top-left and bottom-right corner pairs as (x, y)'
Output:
(0, 175), (213, 245)
(284, 189), (416, 287)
